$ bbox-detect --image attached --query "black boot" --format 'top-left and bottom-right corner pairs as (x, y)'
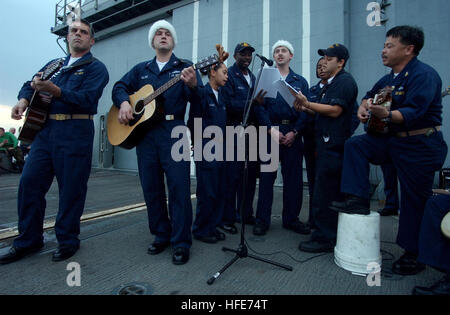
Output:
(330, 195), (370, 215)
(412, 274), (450, 295)
(378, 207), (398, 216)
(392, 252), (425, 275)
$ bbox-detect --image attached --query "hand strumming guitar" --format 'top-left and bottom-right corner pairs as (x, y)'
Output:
(368, 102), (390, 119)
(11, 99), (29, 120)
(118, 101), (134, 125)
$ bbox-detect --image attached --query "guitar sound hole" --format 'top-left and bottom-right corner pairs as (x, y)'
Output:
(134, 100), (145, 115)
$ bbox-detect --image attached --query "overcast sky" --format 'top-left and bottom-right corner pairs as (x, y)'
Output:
(0, 0), (63, 130)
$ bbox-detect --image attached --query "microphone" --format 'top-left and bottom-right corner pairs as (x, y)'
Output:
(255, 54), (273, 67)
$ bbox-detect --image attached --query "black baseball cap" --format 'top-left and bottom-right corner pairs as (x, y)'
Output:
(234, 42), (255, 54)
(318, 43), (349, 61)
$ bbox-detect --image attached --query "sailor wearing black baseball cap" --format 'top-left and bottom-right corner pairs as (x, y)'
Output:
(219, 42), (259, 234)
(293, 42), (358, 253)
(318, 43), (349, 63)
(234, 42), (255, 55)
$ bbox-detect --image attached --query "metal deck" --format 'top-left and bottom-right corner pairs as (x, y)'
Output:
(0, 169), (444, 295)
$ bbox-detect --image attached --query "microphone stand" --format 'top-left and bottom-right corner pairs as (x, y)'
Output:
(207, 58), (293, 285)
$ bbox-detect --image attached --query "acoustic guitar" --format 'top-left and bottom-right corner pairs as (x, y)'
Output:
(18, 58), (65, 143)
(367, 86), (393, 135)
(107, 45), (229, 149)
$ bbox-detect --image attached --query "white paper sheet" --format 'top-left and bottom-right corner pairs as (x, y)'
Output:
(254, 67), (282, 99)
(273, 79), (300, 108)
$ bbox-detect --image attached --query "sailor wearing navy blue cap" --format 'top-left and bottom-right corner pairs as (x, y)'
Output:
(219, 42), (258, 234)
(112, 19), (203, 265)
(253, 40), (310, 236)
(293, 43), (358, 253)
(332, 26), (448, 276)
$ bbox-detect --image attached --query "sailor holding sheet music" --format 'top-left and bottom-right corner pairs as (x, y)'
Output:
(252, 40), (310, 236)
(291, 43), (358, 253)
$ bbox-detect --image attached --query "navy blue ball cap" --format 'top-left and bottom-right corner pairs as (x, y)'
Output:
(234, 42), (255, 54)
(318, 43), (349, 61)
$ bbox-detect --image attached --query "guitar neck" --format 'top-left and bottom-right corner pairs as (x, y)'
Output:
(144, 74), (182, 105)
(139, 55), (217, 107)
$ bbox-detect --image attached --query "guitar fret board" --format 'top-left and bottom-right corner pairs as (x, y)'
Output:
(140, 54), (218, 106)
(143, 75), (182, 104)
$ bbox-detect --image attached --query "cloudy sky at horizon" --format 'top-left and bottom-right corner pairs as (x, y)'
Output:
(0, 0), (63, 130)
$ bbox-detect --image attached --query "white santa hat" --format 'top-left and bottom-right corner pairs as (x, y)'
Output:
(148, 19), (178, 49)
(271, 40), (294, 56)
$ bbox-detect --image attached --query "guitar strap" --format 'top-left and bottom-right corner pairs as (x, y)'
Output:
(47, 56), (98, 83)
(62, 57), (98, 70)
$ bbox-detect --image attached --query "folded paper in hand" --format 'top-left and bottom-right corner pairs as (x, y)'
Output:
(274, 79), (300, 108)
(254, 68), (301, 108)
(254, 68), (282, 99)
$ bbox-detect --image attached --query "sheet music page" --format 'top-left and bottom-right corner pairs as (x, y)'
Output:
(254, 67), (282, 99)
(274, 79), (300, 108)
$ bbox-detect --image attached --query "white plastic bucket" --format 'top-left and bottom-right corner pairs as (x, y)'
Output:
(334, 211), (381, 274)
(442, 212), (450, 239)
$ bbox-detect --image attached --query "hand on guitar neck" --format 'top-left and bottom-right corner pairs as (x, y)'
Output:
(31, 72), (61, 98)
(443, 86), (450, 98)
(179, 66), (198, 89)
(367, 98), (390, 120)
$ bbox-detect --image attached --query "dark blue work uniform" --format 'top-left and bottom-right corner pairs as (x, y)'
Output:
(220, 63), (258, 224)
(350, 101), (360, 135)
(304, 83), (321, 221)
(311, 70), (358, 243)
(418, 194), (450, 272)
(112, 54), (203, 250)
(189, 83), (227, 238)
(341, 57), (448, 254)
(305, 83), (359, 227)
(254, 69), (309, 229)
(380, 161), (399, 212)
(362, 108), (399, 214)
(15, 53), (109, 250)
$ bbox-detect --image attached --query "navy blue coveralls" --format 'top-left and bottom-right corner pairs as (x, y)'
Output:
(189, 83), (227, 238)
(380, 161), (399, 211)
(304, 83), (320, 223)
(305, 83), (360, 227)
(15, 53), (109, 249)
(220, 62), (258, 225)
(112, 54), (203, 249)
(254, 69), (309, 229)
(362, 109), (399, 214)
(418, 194), (450, 272)
(311, 70), (358, 243)
(341, 57), (448, 254)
